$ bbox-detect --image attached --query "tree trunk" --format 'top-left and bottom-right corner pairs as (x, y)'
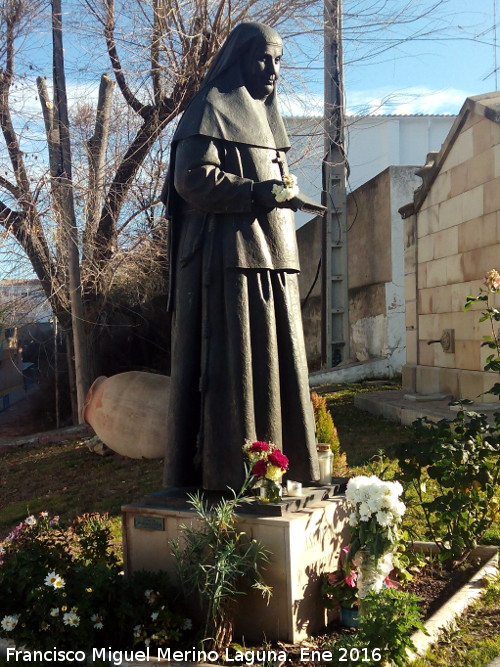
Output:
(52, 0), (90, 421)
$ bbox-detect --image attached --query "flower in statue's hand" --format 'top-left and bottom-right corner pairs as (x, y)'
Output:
(272, 173), (298, 202)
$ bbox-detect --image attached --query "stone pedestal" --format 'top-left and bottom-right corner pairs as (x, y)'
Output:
(122, 494), (349, 643)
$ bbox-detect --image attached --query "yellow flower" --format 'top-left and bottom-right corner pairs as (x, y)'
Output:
(265, 465), (283, 482)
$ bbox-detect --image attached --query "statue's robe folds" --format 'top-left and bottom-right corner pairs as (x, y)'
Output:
(164, 133), (319, 491)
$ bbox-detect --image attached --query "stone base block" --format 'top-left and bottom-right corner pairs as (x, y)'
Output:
(122, 495), (349, 643)
(414, 364), (498, 403)
(402, 363), (417, 392)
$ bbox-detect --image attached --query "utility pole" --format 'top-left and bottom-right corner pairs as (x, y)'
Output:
(52, 0), (89, 421)
(322, 0), (350, 368)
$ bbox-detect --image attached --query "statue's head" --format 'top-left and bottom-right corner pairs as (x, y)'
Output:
(202, 22), (283, 101)
(239, 25), (283, 100)
(173, 22), (289, 150)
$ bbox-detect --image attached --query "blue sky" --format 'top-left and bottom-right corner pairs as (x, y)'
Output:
(282, 0), (499, 117)
(11, 1), (499, 119)
(346, 0), (498, 115)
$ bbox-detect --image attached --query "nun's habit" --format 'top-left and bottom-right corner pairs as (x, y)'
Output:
(163, 22), (320, 490)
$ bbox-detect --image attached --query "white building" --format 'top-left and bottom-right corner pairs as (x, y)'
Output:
(286, 114), (456, 227)
(292, 113), (456, 377)
(0, 279), (53, 328)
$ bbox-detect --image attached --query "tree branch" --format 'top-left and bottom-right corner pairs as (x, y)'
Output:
(92, 99), (178, 269)
(36, 76), (60, 178)
(151, 0), (162, 104)
(104, 0), (150, 116)
(0, 199), (24, 230)
(0, 175), (21, 200)
(84, 73), (115, 261)
(0, 199), (67, 324)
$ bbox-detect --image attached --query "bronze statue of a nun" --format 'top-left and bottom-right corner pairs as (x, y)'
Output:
(163, 22), (320, 491)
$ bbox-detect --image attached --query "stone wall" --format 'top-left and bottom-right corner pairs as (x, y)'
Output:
(297, 166), (421, 375)
(404, 107), (500, 401)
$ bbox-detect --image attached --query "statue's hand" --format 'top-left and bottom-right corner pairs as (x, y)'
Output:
(253, 180), (297, 210)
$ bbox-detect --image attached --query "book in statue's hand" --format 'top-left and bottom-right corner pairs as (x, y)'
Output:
(292, 192), (327, 216)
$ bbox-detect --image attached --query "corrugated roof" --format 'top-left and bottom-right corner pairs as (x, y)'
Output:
(348, 113), (456, 118)
(0, 279), (40, 286)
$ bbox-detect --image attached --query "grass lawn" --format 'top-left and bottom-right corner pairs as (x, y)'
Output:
(0, 380), (498, 665)
(0, 440), (163, 538)
(412, 574), (500, 667)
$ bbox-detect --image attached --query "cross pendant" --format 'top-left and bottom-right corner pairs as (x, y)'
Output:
(271, 150), (286, 180)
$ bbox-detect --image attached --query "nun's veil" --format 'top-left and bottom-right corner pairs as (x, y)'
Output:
(171, 21), (290, 151)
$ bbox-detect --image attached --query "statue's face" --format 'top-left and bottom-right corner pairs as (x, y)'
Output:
(241, 41), (282, 100)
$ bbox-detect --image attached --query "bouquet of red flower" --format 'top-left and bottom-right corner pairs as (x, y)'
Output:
(243, 441), (289, 502)
(243, 441), (289, 481)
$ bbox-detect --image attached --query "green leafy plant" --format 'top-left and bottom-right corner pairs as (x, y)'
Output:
(464, 268), (500, 399)
(327, 588), (426, 666)
(0, 512), (116, 650)
(398, 409), (500, 566)
(0, 512), (189, 651)
(390, 542), (426, 585)
(171, 479), (272, 652)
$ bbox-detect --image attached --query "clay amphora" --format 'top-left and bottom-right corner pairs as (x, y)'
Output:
(82, 371), (169, 458)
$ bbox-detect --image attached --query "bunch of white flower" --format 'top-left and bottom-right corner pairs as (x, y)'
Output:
(346, 475), (405, 530)
(271, 174), (298, 202)
(63, 609), (80, 627)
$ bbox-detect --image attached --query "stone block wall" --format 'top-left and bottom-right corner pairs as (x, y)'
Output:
(404, 109), (500, 401)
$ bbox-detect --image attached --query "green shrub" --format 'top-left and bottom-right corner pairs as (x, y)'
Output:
(398, 408), (500, 566)
(311, 391), (341, 458)
(172, 482), (271, 652)
(326, 588), (426, 666)
(0, 512), (189, 651)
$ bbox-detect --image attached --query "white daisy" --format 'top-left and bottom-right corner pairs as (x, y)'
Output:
(44, 571), (65, 589)
(63, 611), (80, 627)
(1, 615), (19, 632)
